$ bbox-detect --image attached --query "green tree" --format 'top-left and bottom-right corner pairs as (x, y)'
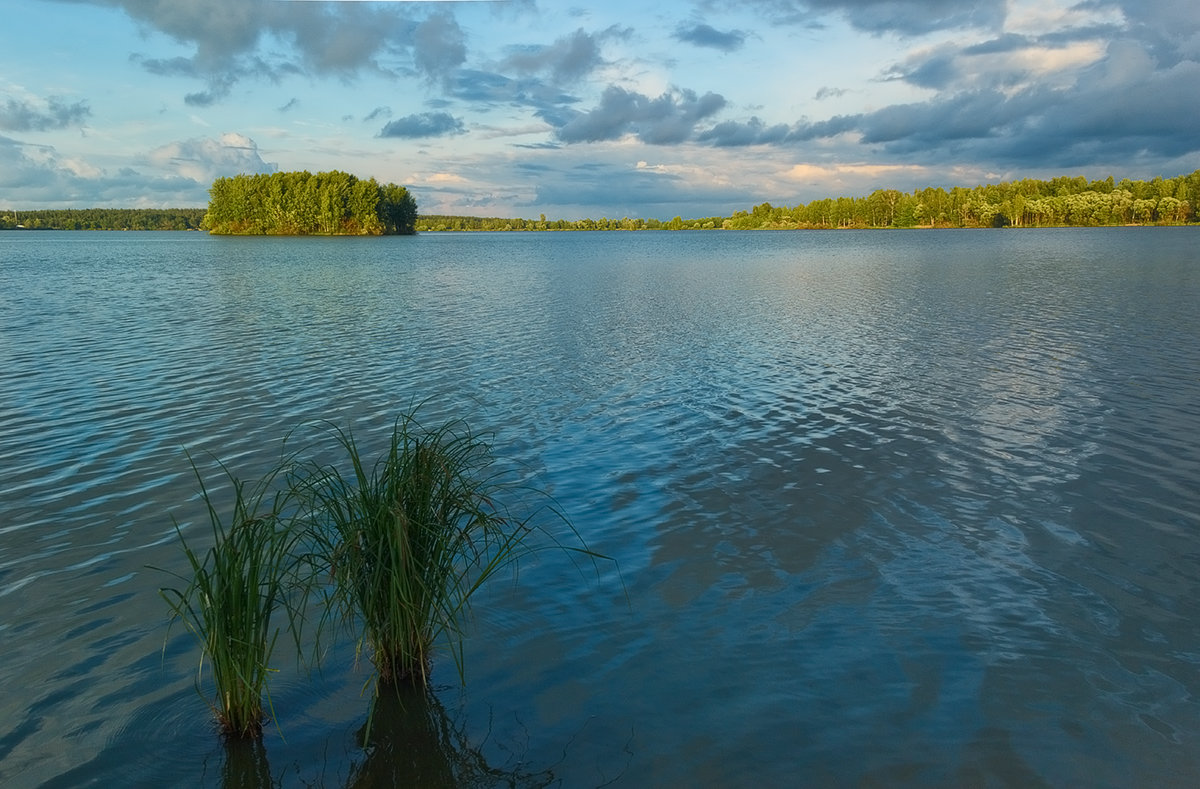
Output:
(202, 171), (417, 235)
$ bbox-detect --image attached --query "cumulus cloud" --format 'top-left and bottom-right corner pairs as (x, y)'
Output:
(673, 23), (747, 52)
(552, 86), (726, 144)
(697, 116), (792, 146)
(1110, 0), (1200, 65)
(68, 0), (425, 101)
(412, 11), (467, 86)
(676, 0), (1199, 176)
(0, 95), (90, 132)
(0, 135), (51, 189)
(144, 132), (277, 183)
(378, 111), (465, 139)
(0, 135), (206, 207)
(501, 28), (610, 83)
(696, 114), (860, 146)
(701, 37), (1200, 170)
(861, 28), (1199, 166)
(885, 35), (1107, 92)
(449, 69), (578, 114)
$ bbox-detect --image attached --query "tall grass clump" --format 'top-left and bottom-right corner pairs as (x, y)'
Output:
(158, 457), (302, 739)
(292, 414), (590, 688)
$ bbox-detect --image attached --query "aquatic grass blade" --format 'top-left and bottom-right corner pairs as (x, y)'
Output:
(289, 411), (613, 698)
(157, 454), (303, 739)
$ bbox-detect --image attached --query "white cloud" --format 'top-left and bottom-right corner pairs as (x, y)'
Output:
(144, 133), (277, 183)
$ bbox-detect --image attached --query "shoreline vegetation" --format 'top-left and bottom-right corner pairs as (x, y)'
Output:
(2, 168), (1197, 233)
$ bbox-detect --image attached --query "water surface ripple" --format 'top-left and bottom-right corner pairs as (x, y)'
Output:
(1, 229), (1198, 787)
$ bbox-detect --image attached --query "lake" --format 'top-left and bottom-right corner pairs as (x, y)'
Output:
(1, 228), (1199, 787)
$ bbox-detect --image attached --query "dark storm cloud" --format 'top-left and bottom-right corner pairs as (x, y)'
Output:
(378, 112), (465, 139)
(673, 23), (747, 52)
(553, 86), (726, 144)
(0, 96), (91, 132)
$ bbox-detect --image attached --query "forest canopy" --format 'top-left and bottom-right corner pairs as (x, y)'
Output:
(716, 170), (1200, 230)
(0, 208), (205, 231)
(416, 168), (1200, 232)
(201, 170), (418, 236)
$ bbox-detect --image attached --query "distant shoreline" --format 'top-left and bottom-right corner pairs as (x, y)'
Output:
(5, 167), (1198, 231)
(3, 223), (1195, 234)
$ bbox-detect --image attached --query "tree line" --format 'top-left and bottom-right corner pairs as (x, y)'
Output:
(724, 170), (1200, 229)
(202, 171), (418, 235)
(416, 214), (726, 232)
(418, 169), (1200, 232)
(5, 168), (1197, 233)
(0, 208), (206, 231)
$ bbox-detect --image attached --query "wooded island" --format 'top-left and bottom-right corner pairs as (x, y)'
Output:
(202, 171), (418, 235)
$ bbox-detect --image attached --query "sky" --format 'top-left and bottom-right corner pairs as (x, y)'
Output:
(2, 0), (1198, 219)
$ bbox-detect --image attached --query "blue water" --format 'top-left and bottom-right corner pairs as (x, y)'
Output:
(1, 228), (1199, 787)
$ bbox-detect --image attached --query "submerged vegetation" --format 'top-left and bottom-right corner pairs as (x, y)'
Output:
(201, 170), (418, 236)
(160, 412), (602, 739)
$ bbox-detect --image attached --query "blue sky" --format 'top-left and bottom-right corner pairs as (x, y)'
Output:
(2, 0), (1198, 219)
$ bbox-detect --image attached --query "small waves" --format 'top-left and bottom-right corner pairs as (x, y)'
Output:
(2, 230), (1200, 786)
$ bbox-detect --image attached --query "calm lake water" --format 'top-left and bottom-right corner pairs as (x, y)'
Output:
(2, 228), (1199, 787)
